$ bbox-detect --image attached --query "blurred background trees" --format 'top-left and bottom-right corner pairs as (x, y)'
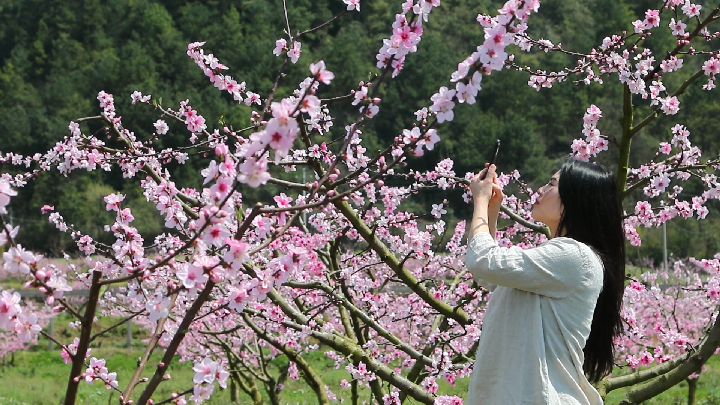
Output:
(1, 0), (718, 261)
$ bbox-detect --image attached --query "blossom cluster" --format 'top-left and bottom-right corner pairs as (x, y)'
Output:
(416, 0), (540, 136)
(171, 358), (230, 405)
(376, 1), (441, 78)
(622, 124), (717, 246)
(570, 105), (609, 161)
(273, 38), (302, 64)
(522, 1), (719, 103)
(617, 259), (717, 370)
(80, 357), (119, 390)
(187, 42), (261, 106)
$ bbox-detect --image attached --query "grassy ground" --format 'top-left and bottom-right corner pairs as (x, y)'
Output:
(0, 308), (716, 404)
(2, 274), (719, 404)
(2, 341), (720, 404)
(0, 347), (429, 405)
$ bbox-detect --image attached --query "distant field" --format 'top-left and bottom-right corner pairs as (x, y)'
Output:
(2, 344), (720, 404)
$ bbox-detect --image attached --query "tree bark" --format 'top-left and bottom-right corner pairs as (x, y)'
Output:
(63, 271), (102, 405)
(230, 377), (240, 403)
(242, 313), (330, 405)
(687, 376), (698, 405)
(123, 292), (178, 401)
(136, 281), (216, 404)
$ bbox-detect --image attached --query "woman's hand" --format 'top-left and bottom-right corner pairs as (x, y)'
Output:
(488, 179), (504, 218)
(470, 164), (504, 240)
(470, 164), (501, 204)
(469, 164), (501, 239)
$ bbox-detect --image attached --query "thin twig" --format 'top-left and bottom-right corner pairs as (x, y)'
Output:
(297, 10), (349, 37)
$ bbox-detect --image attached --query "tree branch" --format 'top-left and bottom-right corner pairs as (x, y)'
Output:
(629, 68), (706, 138)
(63, 270), (102, 405)
(617, 84), (634, 196)
(242, 312), (330, 405)
(611, 310), (720, 404)
(284, 280), (435, 367)
(122, 292), (178, 401)
(136, 281), (216, 404)
(622, 162), (715, 200)
(90, 309), (144, 342)
(334, 200), (471, 325)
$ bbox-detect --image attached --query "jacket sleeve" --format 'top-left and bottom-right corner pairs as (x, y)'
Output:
(464, 233), (591, 298)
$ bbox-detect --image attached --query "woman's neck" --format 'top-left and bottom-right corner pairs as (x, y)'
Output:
(548, 223), (566, 238)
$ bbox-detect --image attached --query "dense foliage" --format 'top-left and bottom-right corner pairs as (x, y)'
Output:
(3, 0), (719, 260)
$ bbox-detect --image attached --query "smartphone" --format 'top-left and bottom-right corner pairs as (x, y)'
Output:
(480, 139), (501, 179)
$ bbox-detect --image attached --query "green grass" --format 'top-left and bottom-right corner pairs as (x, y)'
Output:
(2, 342), (720, 404)
(0, 348), (234, 405)
(2, 274), (719, 404)
(0, 347), (414, 405)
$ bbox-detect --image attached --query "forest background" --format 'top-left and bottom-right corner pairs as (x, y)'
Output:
(1, 0), (719, 264)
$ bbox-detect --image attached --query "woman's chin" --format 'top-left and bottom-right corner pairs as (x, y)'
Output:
(530, 209), (541, 223)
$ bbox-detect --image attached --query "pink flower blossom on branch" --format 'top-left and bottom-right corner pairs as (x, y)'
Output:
(343, 0), (361, 11)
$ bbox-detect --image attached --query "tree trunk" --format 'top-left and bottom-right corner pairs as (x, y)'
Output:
(230, 377), (240, 403)
(352, 379), (359, 405)
(687, 376), (698, 405)
(269, 362), (289, 405)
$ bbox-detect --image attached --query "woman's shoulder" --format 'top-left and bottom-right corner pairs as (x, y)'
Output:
(541, 236), (590, 252)
(547, 236), (593, 251)
(549, 237), (604, 280)
(545, 237), (603, 268)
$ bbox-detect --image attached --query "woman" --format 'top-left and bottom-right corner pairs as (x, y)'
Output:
(465, 159), (625, 405)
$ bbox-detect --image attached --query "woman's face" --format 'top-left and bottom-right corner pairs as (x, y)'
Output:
(531, 171), (564, 230)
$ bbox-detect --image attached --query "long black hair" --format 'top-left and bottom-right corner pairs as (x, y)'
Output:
(556, 159), (625, 383)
